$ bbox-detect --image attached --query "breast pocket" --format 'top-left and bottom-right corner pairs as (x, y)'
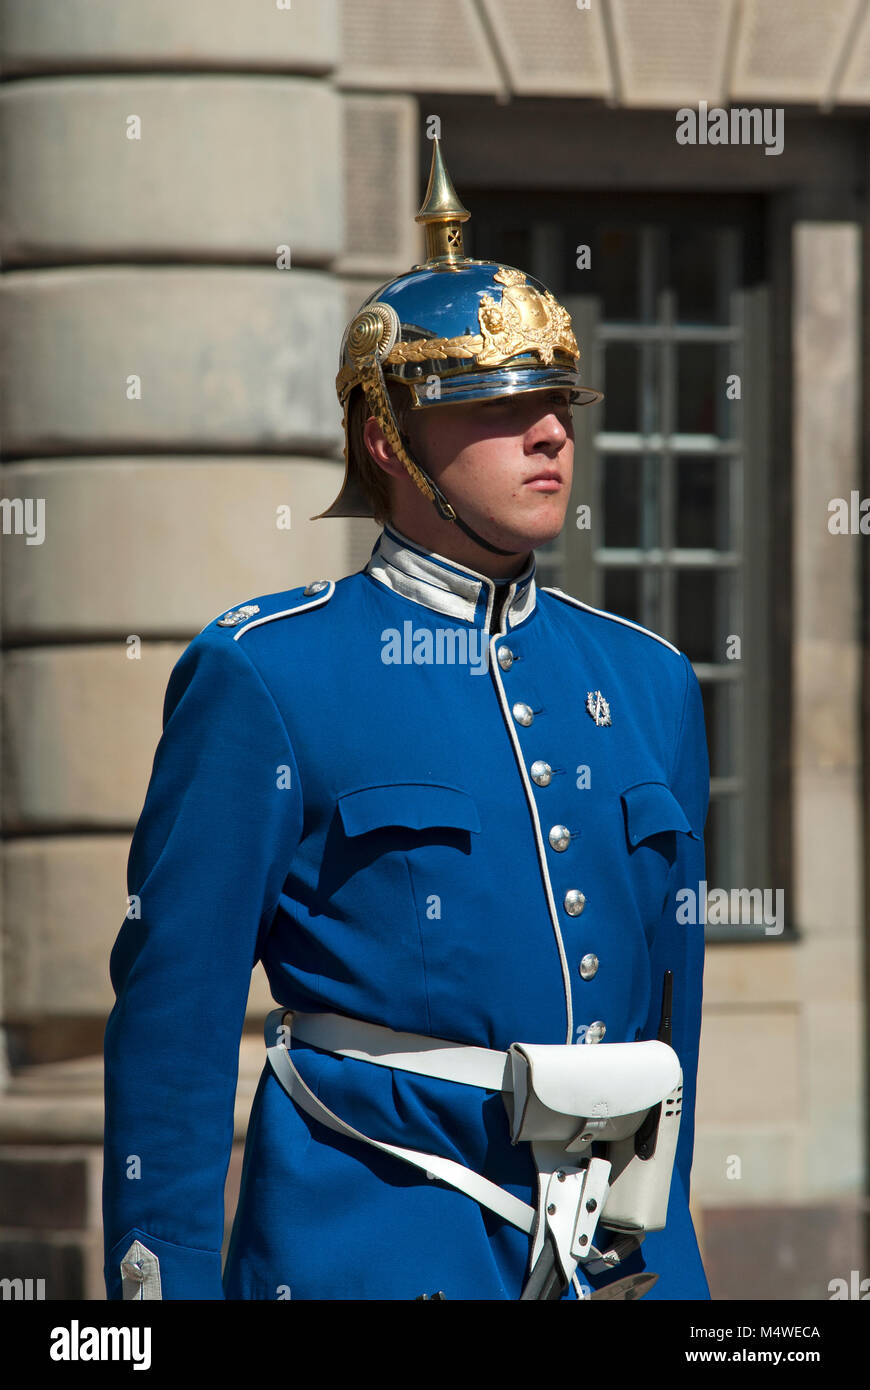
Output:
(323, 780), (480, 897)
(324, 782), (482, 1018)
(620, 780), (700, 853)
(337, 782), (481, 840)
(620, 780), (701, 925)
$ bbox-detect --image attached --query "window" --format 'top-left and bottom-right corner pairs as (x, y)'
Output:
(468, 195), (775, 938)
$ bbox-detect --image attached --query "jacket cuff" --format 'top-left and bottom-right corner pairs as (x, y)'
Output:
(105, 1228), (225, 1300)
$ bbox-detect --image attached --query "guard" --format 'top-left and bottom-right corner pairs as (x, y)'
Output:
(102, 140), (711, 1301)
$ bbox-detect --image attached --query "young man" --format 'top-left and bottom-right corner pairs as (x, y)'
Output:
(103, 142), (710, 1301)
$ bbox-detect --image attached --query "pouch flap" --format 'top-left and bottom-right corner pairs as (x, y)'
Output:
(337, 782), (480, 837)
(510, 1040), (681, 1120)
(621, 781), (700, 845)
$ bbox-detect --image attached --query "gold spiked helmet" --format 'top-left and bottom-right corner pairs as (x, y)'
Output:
(315, 139), (603, 543)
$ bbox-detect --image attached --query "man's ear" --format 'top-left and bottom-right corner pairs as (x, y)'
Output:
(363, 416), (407, 479)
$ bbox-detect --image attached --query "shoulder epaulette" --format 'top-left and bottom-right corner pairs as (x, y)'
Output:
(205, 579), (336, 641)
(541, 586), (680, 657)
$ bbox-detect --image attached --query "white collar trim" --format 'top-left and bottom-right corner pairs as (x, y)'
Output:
(365, 525), (537, 631)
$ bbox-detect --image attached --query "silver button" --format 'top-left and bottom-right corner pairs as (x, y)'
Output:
(565, 890), (586, 917)
(579, 952), (599, 980)
(512, 702), (534, 727)
(530, 760), (552, 786)
(585, 1021), (606, 1044)
(548, 824), (571, 852)
(497, 646), (515, 671)
(303, 580), (329, 595)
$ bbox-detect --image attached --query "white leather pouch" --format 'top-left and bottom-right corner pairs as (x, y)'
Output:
(506, 1040), (680, 1145)
(505, 1040), (683, 1234)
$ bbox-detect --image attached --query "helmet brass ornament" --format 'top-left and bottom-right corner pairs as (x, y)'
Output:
(413, 137), (471, 269)
(314, 137), (603, 550)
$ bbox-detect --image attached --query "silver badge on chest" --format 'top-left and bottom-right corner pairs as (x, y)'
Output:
(586, 690), (612, 726)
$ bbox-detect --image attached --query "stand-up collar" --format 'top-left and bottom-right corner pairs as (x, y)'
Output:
(365, 523), (537, 632)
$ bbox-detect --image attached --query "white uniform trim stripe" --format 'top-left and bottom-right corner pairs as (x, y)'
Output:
(542, 587), (680, 656)
(232, 584), (335, 639)
(487, 619), (574, 1045)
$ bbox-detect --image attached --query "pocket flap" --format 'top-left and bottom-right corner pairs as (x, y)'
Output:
(621, 780), (700, 845)
(337, 782), (481, 837)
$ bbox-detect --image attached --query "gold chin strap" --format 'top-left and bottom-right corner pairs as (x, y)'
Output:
(346, 303), (438, 508)
(357, 354), (445, 512)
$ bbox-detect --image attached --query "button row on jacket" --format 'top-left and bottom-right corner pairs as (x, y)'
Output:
(501, 645), (598, 993)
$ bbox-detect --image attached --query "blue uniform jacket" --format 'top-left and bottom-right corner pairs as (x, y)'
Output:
(103, 523), (711, 1301)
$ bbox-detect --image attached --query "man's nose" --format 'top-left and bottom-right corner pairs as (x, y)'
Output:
(526, 411), (569, 451)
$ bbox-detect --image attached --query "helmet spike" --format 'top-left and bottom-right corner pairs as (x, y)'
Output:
(415, 138), (471, 268)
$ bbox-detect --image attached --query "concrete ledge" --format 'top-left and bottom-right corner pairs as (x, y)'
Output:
(0, 268), (344, 455)
(2, 837), (277, 1020)
(2, 644), (182, 830)
(0, 0), (337, 75)
(1, 77), (342, 265)
(1, 457), (351, 640)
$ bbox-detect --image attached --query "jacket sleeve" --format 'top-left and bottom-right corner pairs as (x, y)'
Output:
(647, 651), (710, 1204)
(102, 628), (303, 1299)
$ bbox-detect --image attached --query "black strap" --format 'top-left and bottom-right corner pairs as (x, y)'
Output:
(400, 437), (518, 557)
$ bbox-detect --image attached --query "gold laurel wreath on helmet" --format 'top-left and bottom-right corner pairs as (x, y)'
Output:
(336, 268), (580, 406)
(341, 303), (439, 506)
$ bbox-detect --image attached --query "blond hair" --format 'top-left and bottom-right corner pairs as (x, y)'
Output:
(346, 382), (416, 524)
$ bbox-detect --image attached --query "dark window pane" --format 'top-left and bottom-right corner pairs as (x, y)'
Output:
(603, 456), (641, 547)
(670, 226), (724, 324)
(676, 569), (715, 662)
(700, 680), (738, 780)
(677, 343), (723, 434)
(676, 457), (733, 549)
(703, 796), (745, 914)
(595, 226), (639, 320)
(602, 569), (639, 624)
(603, 343), (640, 431)
(467, 222), (530, 272)
(704, 796), (741, 906)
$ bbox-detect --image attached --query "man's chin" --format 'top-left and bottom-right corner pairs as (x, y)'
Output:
(482, 509), (568, 554)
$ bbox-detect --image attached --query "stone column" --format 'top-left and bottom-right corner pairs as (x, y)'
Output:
(790, 222), (864, 1205)
(0, 0), (358, 1298)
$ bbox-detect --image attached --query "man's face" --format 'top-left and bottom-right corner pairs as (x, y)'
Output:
(401, 386), (575, 556)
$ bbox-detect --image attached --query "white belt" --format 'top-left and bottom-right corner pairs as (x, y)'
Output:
(264, 1008), (535, 1233)
(264, 1008), (679, 1294)
(285, 1008), (513, 1089)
